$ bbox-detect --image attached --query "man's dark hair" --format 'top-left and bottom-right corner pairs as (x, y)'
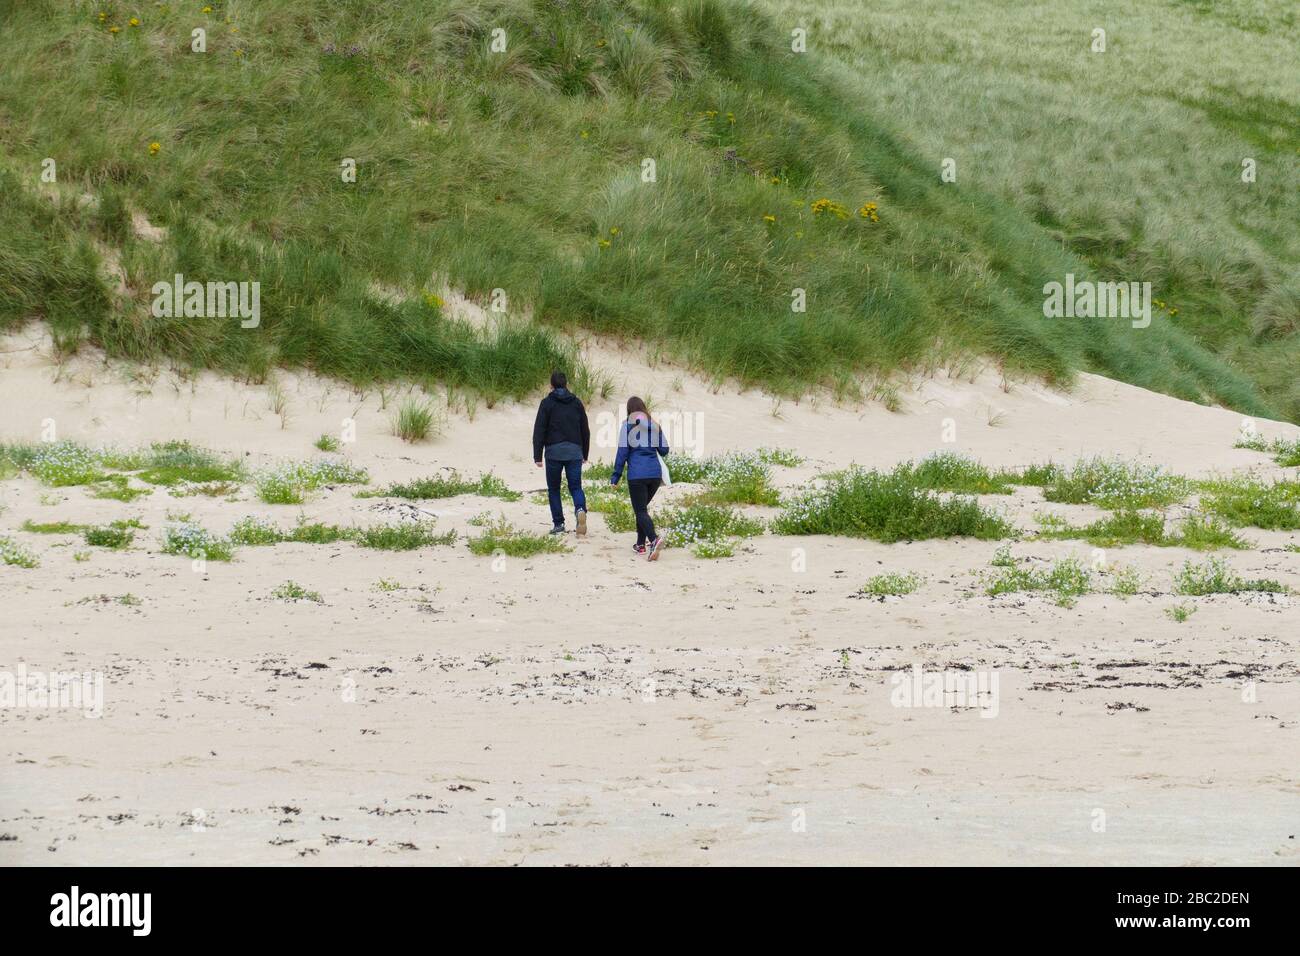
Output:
(550, 370), (567, 389)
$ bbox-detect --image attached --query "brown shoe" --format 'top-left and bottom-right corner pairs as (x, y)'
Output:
(576, 509), (587, 536)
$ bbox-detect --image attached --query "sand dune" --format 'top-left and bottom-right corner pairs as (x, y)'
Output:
(1, 327), (1297, 865)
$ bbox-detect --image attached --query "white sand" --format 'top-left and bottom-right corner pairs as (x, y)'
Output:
(1, 325), (1297, 865)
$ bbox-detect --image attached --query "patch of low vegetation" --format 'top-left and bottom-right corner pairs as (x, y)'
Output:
(773, 466), (1012, 542)
(355, 522), (455, 551)
(169, 481), (241, 498)
(25, 442), (106, 487)
(160, 523), (233, 562)
(1039, 457), (1190, 509)
(664, 452), (780, 506)
(467, 516), (569, 558)
(359, 472), (519, 502)
(75, 592), (142, 607)
(314, 434), (340, 453)
(23, 517), (145, 550)
(1235, 433), (1300, 467)
(691, 538), (735, 559)
(133, 441), (243, 486)
(1036, 510), (1248, 550)
(90, 475), (153, 502)
(228, 516), (355, 546)
(902, 453), (1018, 495)
(254, 458), (368, 504)
(1176, 514), (1251, 551)
(271, 581), (323, 603)
(21, 519), (84, 534)
(1172, 558), (1287, 596)
(82, 524), (136, 549)
(1166, 603), (1197, 623)
(859, 571), (924, 597)
(1198, 478), (1300, 530)
(661, 501), (766, 547)
(757, 447), (804, 468)
(0, 536), (39, 568)
(1105, 564), (1143, 598)
(1009, 463), (1064, 487)
(984, 555), (1093, 607)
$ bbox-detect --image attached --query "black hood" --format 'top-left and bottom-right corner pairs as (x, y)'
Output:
(552, 388), (576, 403)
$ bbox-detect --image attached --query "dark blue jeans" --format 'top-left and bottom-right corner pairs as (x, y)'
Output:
(545, 457), (586, 527)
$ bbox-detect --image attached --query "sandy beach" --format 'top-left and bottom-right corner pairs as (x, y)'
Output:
(1, 325), (1297, 866)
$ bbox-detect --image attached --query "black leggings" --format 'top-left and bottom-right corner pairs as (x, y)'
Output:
(627, 478), (662, 546)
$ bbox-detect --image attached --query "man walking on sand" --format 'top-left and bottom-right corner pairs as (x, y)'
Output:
(533, 370), (590, 536)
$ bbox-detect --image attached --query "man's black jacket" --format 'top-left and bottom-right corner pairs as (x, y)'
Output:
(532, 388), (591, 462)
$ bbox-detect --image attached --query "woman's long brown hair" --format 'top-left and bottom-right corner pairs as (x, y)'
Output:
(625, 396), (651, 422)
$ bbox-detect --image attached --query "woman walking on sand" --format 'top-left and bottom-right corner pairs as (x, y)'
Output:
(610, 396), (670, 560)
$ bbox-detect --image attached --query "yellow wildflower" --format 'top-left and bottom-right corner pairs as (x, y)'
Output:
(129, 17), (139, 26)
(148, 142), (161, 155)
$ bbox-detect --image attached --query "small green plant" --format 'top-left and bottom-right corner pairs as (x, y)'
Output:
(0, 536), (39, 568)
(314, 434), (340, 453)
(985, 555), (1094, 607)
(1172, 558), (1287, 596)
(228, 516), (285, 546)
(1012, 462), (1063, 487)
(1106, 564), (1143, 598)
(271, 581), (323, 603)
(83, 525), (135, 549)
(467, 516), (569, 557)
(1166, 603), (1196, 623)
(756, 447), (804, 468)
(990, 544), (1017, 567)
(691, 538), (735, 559)
(90, 475), (153, 501)
(355, 522), (455, 551)
(374, 578), (404, 592)
(393, 397), (439, 443)
(160, 523), (233, 562)
(73, 550), (91, 562)
(859, 571), (923, 597)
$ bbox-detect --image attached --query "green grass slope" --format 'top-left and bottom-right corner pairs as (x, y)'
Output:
(0, 0), (1291, 417)
(758, 0), (1300, 417)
